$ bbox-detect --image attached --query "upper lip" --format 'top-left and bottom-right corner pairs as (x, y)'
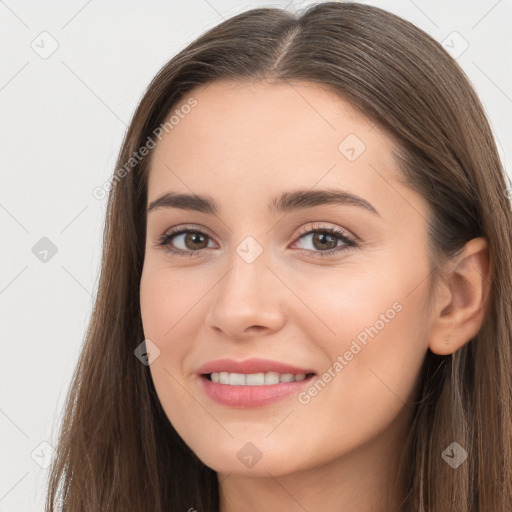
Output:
(197, 358), (316, 376)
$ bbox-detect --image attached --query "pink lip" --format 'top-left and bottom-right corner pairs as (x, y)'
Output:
(196, 357), (315, 375)
(196, 358), (316, 408)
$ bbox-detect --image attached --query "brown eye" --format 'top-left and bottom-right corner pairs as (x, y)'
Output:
(292, 225), (358, 258)
(310, 231), (338, 251)
(157, 227), (215, 256)
(182, 232), (209, 250)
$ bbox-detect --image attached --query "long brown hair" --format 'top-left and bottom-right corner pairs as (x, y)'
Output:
(46, 2), (512, 510)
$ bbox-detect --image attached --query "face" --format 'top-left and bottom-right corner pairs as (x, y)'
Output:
(140, 80), (434, 477)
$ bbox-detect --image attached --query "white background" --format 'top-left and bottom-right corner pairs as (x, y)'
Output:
(1, 1), (511, 510)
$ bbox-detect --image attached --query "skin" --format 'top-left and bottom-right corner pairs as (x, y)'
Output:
(139, 80), (490, 512)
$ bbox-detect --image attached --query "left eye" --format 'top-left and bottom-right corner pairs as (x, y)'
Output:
(292, 227), (357, 255)
(156, 225), (358, 258)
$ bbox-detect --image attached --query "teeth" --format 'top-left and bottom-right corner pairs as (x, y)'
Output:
(229, 372), (246, 385)
(264, 371), (279, 385)
(210, 371), (310, 385)
(246, 372), (265, 385)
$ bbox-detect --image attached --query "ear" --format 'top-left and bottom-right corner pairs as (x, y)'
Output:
(428, 237), (491, 356)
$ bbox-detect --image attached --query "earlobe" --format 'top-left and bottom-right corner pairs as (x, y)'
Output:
(428, 237), (491, 356)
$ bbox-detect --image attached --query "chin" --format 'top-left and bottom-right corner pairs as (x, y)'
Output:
(188, 437), (310, 477)
(201, 452), (297, 477)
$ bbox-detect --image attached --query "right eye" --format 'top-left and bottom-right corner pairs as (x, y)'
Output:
(156, 226), (216, 257)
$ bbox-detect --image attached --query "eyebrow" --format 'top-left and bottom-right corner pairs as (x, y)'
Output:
(147, 189), (381, 217)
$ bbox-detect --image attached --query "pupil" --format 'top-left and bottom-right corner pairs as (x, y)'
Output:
(314, 232), (336, 250)
(186, 232), (207, 249)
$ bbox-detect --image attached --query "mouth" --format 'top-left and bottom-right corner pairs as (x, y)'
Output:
(195, 358), (318, 407)
(198, 371), (317, 408)
(202, 371), (316, 386)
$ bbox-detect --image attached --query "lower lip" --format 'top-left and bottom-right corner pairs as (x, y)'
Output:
(199, 374), (316, 408)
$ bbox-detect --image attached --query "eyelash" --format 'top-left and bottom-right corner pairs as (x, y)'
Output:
(155, 223), (358, 259)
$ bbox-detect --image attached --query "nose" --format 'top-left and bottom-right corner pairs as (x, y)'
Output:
(205, 246), (286, 340)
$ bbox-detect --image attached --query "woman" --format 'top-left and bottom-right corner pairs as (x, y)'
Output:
(46, 2), (512, 511)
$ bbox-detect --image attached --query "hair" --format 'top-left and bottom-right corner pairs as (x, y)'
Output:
(46, 2), (512, 511)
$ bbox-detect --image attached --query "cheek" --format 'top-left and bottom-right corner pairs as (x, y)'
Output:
(139, 263), (214, 423)
(291, 266), (429, 410)
(286, 264), (420, 356)
(139, 262), (211, 343)
(139, 264), (196, 414)
(139, 266), (198, 443)
(139, 273), (173, 342)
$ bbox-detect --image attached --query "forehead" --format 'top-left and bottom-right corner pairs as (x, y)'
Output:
(147, 79), (408, 219)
